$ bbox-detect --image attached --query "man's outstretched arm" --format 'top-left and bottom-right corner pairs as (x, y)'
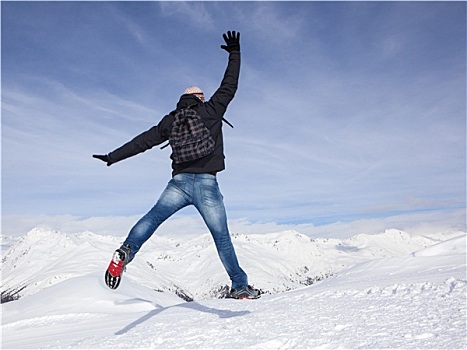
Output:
(206, 31), (241, 117)
(93, 115), (173, 166)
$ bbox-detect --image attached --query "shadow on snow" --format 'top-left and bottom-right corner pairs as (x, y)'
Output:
(115, 300), (250, 335)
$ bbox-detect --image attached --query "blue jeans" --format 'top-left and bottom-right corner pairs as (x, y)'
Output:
(122, 173), (248, 290)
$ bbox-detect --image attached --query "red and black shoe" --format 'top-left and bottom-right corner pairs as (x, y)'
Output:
(105, 245), (130, 289)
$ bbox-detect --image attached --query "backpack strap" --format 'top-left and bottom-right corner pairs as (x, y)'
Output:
(222, 117), (234, 128)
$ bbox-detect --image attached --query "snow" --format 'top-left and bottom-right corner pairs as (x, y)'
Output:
(1, 228), (466, 349)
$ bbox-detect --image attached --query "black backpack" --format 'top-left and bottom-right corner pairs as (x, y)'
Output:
(161, 105), (234, 164)
(162, 106), (215, 164)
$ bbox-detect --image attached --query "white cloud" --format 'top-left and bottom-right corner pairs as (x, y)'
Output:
(159, 2), (216, 30)
(238, 3), (305, 43)
(2, 2), (464, 231)
(2, 209), (464, 240)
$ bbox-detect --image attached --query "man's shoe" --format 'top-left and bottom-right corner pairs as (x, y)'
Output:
(105, 244), (130, 289)
(229, 285), (261, 299)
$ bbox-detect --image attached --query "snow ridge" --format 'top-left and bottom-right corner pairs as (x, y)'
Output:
(1, 229), (465, 349)
(1, 227), (456, 301)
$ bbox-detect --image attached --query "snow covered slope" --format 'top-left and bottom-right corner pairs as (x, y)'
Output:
(1, 230), (465, 349)
(2, 228), (460, 301)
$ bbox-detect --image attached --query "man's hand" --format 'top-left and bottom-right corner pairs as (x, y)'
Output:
(220, 31), (240, 53)
(93, 154), (112, 166)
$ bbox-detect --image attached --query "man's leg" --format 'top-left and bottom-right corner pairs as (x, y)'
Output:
(123, 177), (191, 262)
(105, 175), (192, 289)
(193, 174), (248, 290)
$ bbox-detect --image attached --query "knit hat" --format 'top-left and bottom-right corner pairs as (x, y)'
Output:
(184, 86), (203, 95)
(184, 86), (204, 102)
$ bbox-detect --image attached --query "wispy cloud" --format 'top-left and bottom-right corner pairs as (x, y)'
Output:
(2, 1), (465, 233)
(237, 3), (306, 43)
(2, 209), (464, 239)
(159, 2), (216, 30)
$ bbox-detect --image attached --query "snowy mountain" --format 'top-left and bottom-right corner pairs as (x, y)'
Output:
(1, 227), (459, 302)
(1, 228), (466, 349)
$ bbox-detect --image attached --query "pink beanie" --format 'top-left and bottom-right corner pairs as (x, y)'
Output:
(184, 86), (203, 95)
(184, 86), (204, 102)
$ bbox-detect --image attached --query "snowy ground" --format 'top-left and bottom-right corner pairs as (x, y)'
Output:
(1, 229), (466, 349)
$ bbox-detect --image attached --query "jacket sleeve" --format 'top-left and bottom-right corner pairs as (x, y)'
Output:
(205, 51), (240, 119)
(107, 114), (173, 164)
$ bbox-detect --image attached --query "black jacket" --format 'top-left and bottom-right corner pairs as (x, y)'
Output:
(107, 51), (240, 176)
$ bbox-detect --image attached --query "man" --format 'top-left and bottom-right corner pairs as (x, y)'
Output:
(93, 31), (260, 300)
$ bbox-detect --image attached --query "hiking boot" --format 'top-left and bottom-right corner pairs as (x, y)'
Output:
(229, 285), (261, 299)
(105, 244), (131, 290)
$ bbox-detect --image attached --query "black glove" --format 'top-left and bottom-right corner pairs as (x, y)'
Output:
(220, 31), (240, 53)
(93, 154), (112, 166)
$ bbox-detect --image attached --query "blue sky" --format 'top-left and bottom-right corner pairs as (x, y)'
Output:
(2, 1), (466, 236)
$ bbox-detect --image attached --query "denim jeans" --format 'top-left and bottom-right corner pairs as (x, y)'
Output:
(122, 173), (248, 290)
